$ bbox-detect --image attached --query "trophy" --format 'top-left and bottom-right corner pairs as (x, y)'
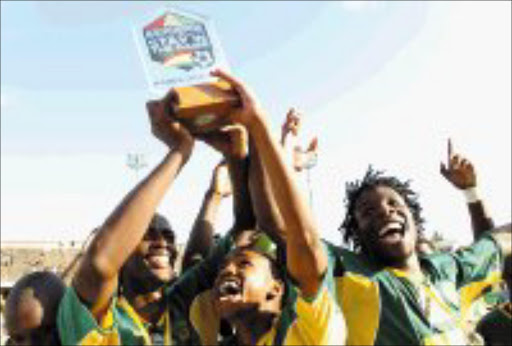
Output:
(134, 7), (239, 134)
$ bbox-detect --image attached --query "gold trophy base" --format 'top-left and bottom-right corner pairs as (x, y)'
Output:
(165, 80), (240, 134)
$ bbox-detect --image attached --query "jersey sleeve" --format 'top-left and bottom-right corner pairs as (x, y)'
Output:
(57, 286), (125, 345)
(282, 242), (346, 345)
(425, 233), (503, 288)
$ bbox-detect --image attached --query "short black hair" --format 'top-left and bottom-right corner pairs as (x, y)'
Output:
(339, 166), (425, 250)
(5, 271), (66, 332)
(148, 213), (175, 241)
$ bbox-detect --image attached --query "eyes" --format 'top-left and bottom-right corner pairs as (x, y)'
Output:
(357, 197), (404, 218)
(220, 256), (255, 273)
(238, 258), (253, 269)
(143, 228), (175, 243)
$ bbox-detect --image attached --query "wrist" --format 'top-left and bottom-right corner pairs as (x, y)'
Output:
(173, 140), (194, 161)
(462, 187), (480, 204)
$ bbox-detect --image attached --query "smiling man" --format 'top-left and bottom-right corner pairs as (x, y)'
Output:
(335, 166), (511, 345)
(56, 99), (195, 345)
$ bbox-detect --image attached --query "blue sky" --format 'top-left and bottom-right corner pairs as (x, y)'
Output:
(2, 1), (511, 246)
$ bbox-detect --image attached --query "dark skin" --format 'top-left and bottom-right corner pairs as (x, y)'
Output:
(72, 98), (194, 324)
(353, 184), (511, 277)
(120, 226), (178, 323)
(6, 291), (59, 346)
(5, 272), (65, 346)
(183, 124), (256, 272)
(213, 249), (283, 346)
(354, 185), (421, 275)
(182, 161), (232, 271)
(440, 138), (495, 236)
(73, 96), (254, 328)
(213, 68), (327, 299)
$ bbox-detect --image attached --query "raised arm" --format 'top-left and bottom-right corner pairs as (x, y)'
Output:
(212, 69), (327, 298)
(182, 161), (232, 271)
(281, 108), (318, 173)
(440, 139), (495, 238)
(72, 100), (194, 319)
(197, 124), (256, 233)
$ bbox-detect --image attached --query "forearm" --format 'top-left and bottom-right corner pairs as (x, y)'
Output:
(82, 145), (191, 280)
(183, 190), (222, 271)
(468, 201), (495, 239)
(248, 117), (327, 294)
(248, 138), (286, 245)
(226, 155), (256, 234)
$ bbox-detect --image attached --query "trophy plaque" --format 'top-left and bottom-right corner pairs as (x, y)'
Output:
(134, 7), (238, 134)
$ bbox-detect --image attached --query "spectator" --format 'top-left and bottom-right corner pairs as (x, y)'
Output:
(5, 271), (65, 345)
(280, 108), (318, 173)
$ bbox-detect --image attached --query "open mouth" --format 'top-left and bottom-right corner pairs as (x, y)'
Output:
(216, 277), (243, 300)
(378, 220), (406, 241)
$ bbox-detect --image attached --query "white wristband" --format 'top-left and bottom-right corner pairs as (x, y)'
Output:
(463, 187), (480, 204)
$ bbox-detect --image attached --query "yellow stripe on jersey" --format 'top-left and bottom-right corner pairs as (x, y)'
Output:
(77, 304), (123, 345)
(336, 273), (380, 346)
(280, 285), (345, 345)
(190, 289), (221, 346)
(460, 270), (502, 317)
(78, 329), (122, 345)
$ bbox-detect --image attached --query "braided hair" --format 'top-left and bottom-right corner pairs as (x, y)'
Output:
(339, 166), (425, 251)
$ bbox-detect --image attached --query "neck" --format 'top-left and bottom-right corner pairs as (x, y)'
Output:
(230, 310), (278, 346)
(122, 278), (166, 324)
(365, 249), (423, 277)
(390, 252), (423, 277)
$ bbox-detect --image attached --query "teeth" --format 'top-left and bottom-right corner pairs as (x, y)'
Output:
(380, 222), (404, 236)
(219, 280), (241, 296)
(147, 255), (169, 267)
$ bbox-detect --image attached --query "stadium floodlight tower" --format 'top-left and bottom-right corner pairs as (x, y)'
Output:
(303, 150), (318, 209)
(126, 152), (148, 180)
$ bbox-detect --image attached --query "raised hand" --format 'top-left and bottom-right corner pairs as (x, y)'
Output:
(440, 138), (476, 189)
(146, 100), (194, 152)
(210, 161), (232, 198)
(210, 69), (267, 128)
(281, 108), (302, 142)
(197, 124), (248, 159)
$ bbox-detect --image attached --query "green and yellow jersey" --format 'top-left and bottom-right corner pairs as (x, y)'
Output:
(256, 279), (345, 345)
(56, 235), (234, 346)
(328, 233), (503, 345)
(219, 242), (345, 346)
(58, 235), (345, 345)
(464, 280), (508, 330)
(57, 285), (172, 345)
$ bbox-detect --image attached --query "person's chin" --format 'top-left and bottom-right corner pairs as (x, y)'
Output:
(149, 267), (174, 283)
(375, 241), (412, 265)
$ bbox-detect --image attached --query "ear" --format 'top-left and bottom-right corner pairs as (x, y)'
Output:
(266, 279), (284, 301)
